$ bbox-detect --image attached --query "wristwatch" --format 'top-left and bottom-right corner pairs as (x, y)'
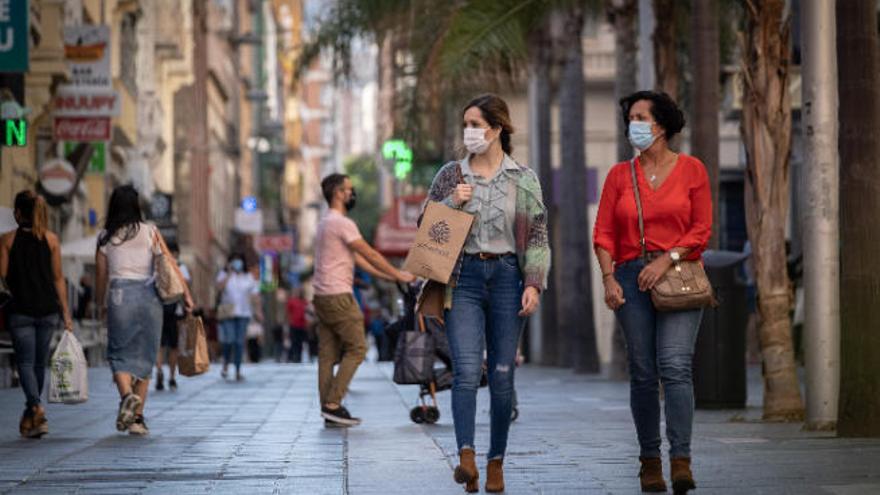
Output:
(669, 250), (681, 262)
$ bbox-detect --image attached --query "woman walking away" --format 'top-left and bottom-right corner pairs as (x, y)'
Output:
(593, 91), (711, 494)
(95, 185), (193, 436)
(424, 94), (550, 493)
(0, 191), (74, 438)
(216, 254), (263, 381)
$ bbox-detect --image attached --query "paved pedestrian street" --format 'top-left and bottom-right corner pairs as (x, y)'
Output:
(1, 362), (878, 494)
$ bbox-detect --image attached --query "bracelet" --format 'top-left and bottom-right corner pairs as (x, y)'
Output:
(602, 271), (614, 279)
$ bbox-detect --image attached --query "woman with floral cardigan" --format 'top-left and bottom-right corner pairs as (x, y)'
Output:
(422, 94), (550, 493)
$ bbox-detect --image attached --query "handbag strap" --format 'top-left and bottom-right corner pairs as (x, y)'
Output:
(628, 158), (648, 259)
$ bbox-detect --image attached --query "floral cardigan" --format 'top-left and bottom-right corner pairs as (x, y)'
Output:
(420, 159), (552, 310)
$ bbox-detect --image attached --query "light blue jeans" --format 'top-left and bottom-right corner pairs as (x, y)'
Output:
(445, 254), (524, 460)
(8, 313), (59, 408)
(219, 317), (249, 371)
(614, 259), (703, 459)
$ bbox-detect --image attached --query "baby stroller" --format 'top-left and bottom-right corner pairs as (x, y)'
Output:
(391, 282), (505, 425)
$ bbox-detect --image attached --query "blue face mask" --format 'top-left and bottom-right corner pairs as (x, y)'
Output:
(230, 259), (244, 272)
(628, 121), (658, 151)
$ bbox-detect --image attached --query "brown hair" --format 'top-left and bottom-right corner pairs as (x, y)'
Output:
(463, 94), (514, 155)
(14, 190), (49, 240)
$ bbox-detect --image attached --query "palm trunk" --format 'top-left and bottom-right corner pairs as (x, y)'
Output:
(527, 23), (559, 366)
(607, 0), (638, 380)
(652, 0), (677, 99)
(740, 0), (804, 422)
(556, 5), (599, 373)
(836, 0), (880, 437)
(691, 0), (720, 249)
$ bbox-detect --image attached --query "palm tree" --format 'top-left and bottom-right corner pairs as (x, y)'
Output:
(652, 0), (677, 98)
(836, 0), (880, 437)
(690, 0), (720, 248)
(739, 0), (804, 422)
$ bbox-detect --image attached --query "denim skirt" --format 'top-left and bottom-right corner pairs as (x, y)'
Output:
(107, 278), (163, 379)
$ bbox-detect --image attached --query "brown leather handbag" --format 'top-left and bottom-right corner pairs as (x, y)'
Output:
(629, 159), (715, 312)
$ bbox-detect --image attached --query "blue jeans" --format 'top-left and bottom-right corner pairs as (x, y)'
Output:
(614, 259), (702, 459)
(8, 313), (60, 408)
(219, 317), (249, 371)
(445, 254), (524, 460)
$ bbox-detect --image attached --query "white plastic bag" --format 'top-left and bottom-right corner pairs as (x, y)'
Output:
(49, 331), (89, 404)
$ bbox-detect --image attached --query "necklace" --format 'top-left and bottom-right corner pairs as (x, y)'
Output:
(644, 152), (677, 184)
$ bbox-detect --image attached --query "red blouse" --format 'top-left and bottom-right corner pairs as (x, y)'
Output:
(593, 153), (712, 264)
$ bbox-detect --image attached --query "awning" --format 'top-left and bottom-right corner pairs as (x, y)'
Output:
(373, 194), (425, 258)
(0, 207), (16, 234)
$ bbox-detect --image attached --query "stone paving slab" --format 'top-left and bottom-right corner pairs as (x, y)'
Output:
(0, 361), (878, 494)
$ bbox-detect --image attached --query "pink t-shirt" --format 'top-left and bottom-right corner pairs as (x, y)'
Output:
(313, 209), (362, 295)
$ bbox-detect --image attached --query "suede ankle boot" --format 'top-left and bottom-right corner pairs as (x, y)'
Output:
(453, 448), (478, 493)
(485, 459), (504, 493)
(638, 456), (667, 492)
(19, 409), (32, 437)
(671, 457), (696, 494)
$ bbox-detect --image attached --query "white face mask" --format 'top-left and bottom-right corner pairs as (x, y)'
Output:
(463, 127), (493, 155)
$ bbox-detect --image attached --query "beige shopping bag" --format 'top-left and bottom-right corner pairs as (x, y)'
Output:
(178, 315), (210, 377)
(403, 201), (474, 284)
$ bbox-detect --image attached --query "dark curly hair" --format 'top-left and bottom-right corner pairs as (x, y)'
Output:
(619, 91), (686, 141)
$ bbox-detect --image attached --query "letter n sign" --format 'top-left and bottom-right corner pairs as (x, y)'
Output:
(0, 0), (29, 73)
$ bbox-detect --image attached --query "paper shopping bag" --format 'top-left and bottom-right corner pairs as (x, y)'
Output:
(178, 315), (210, 377)
(403, 201), (474, 283)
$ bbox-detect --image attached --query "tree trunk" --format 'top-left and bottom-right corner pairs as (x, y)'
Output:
(608, 0), (638, 161)
(836, 0), (880, 437)
(556, 5), (600, 373)
(607, 0), (638, 380)
(690, 0), (720, 249)
(652, 0), (677, 99)
(740, 0), (804, 422)
(527, 22), (559, 367)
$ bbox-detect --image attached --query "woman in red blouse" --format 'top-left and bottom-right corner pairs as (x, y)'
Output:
(593, 91), (711, 494)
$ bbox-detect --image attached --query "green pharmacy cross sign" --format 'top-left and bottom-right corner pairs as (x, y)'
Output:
(382, 139), (413, 180)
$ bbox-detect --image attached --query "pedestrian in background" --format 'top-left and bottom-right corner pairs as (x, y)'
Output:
(423, 94), (550, 493)
(285, 287), (309, 363)
(95, 185), (193, 436)
(216, 254), (263, 381)
(155, 242), (190, 391)
(312, 173), (414, 427)
(593, 91), (711, 494)
(0, 191), (74, 438)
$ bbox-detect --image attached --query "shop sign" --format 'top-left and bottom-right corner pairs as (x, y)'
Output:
(0, 0), (29, 72)
(53, 86), (120, 117)
(64, 25), (111, 87)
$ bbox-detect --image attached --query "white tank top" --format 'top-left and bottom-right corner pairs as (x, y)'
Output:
(98, 223), (161, 280)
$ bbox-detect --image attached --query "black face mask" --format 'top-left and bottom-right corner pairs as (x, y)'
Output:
(344, 188), (357, 211)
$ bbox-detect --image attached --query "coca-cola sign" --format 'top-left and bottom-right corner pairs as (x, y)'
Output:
(54, 117), (111, 141)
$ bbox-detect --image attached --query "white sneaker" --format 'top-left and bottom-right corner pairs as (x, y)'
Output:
(128, 415), (149, 436)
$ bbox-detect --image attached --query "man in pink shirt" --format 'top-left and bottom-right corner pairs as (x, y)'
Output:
(313, 173), (414, 427)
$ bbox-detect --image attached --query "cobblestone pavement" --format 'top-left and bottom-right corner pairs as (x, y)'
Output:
(1, 361), (878, 494)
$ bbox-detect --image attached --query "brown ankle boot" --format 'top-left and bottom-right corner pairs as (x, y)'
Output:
(671, 457), (696, 494)
(485, 459), (504, 493)
(29, 405), (48, 437)
(453, 449), (479, 493)
(639, 457), (667, 492)
(19, 409), (33, 437)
